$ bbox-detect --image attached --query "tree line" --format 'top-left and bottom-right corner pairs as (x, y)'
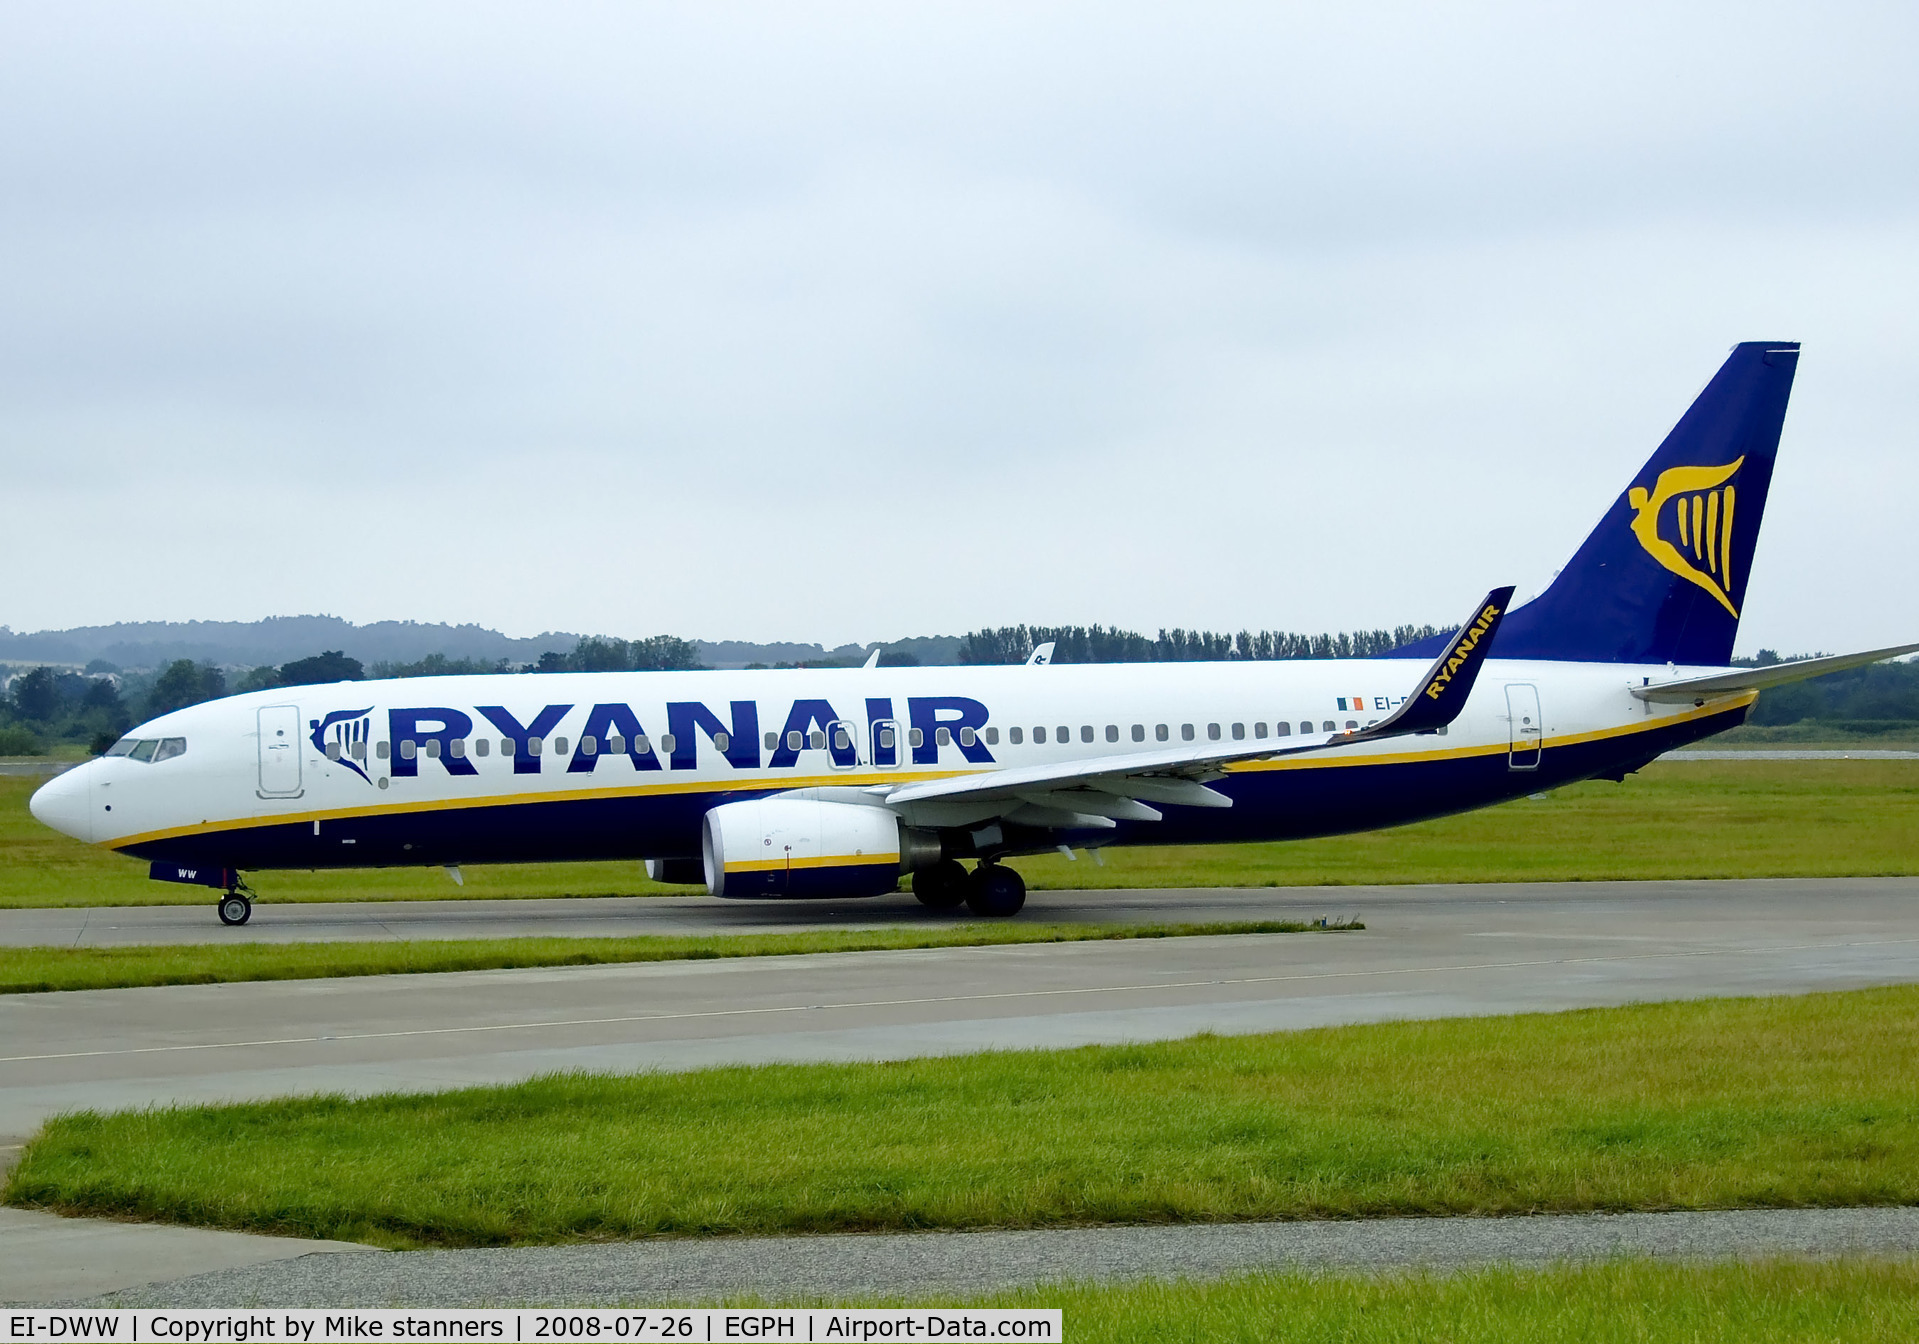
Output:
(8, 632), (1916, 759)
(956, 623), (1446, 665)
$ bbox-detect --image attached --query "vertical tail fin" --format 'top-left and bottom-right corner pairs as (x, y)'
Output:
(1397, 341), (1800, 665)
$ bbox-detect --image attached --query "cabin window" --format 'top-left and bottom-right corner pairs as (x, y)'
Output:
(787, 730), (803, 751)
(808, 730), (824, 750)
(527, 737), (543, 756)
(765, 731), (779, 751)
(581, 736), (597, 756)
(606, 735), (623, 754)
(153, 738), (187, 763)
(657, 734), (675, 754)
(552, 736), (568, 755)
(474, 739), (489, 757)
(325, 741), (342, 761)
(1231, 723), (1245, 740)
(958, 727), (975, 747)
(352, 739), (368, 760)
(425, 739), (442, 759)
(377, 741), (391, 760)
(984, 727), (999, 745)
(1080, 725), (1093, 743)
(1009, 727), (1023, 744)
(880, 727), (896, 748)
(1181, 724), (1195, 742)
(634, 735), (651, 753)
(1132, 724), (1145, 742)
(1436, 724), (1449, 736)
(1345, 720), (1358, 731)
(1105, 725), (1119, 743)
(400, 740), (417, 760)
(500, 738), (514, 756)
(1207, 723), (1221, 741)
(908, 727), (924, 748)
(936, 726), (951, 746)
(1275, 721), (1290, 737)
(452, 738), (468, 758)
(713, 731), (730, 752)
(1321, 721), (1334, 733)
(1033, 726), (1046, 744)
(1254, 722), (1267, 739)
(1058, 726), (1070, 743)
(835, 727), (853, 750)
(1156, 724), (1169, 742)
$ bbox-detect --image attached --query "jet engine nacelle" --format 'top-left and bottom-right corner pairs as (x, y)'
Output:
(701, 798), (904, 899)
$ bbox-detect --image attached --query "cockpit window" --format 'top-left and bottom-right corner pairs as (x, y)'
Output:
(153, 738), (187, 763)
(106, 737), (186, 763)
(128, 739), (159, 762)
(105, 738), (137, 757)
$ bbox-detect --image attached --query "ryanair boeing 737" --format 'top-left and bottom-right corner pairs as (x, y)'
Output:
(29, 342), (1918, 924)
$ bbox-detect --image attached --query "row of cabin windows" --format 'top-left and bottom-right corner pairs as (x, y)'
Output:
(1007, 720), (1356, 745)
(339, 718), (1391, 765)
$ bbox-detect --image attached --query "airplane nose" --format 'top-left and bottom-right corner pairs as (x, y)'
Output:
(29, 765), (92, 843)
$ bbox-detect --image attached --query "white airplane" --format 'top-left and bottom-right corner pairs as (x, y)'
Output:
(30, 342), (1918, 924)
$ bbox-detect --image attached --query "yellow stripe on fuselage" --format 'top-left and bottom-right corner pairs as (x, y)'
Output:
(104, 696), (1753, 852)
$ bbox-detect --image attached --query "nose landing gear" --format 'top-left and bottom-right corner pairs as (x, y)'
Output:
(217, 880), (256, 926)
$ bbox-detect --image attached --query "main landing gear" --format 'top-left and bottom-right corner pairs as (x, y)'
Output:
(216, 880), (257, 926)
(912, 860), (1026, 918)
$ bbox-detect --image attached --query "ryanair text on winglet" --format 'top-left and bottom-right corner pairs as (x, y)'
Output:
(1422, 603), (1503, 700)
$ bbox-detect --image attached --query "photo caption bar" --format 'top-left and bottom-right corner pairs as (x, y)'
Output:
(4, 1310), (1060, 1343)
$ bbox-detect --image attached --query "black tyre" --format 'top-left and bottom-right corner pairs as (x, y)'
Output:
(218, 894), (252, 926)
(913, 859), (969, 910)
(965, 863), (1026, 917)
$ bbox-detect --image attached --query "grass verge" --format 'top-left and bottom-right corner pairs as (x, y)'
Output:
(11, 985), (1919, 1248)
(0, 920), (1336, 994)
(969, 1260), (1919, 1344)
(6, 759), (1918, 908)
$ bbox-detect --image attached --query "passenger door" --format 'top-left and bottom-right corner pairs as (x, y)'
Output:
(825, 719), (860, 769)
(257, 705), (304, 797)
(1505, 684), (1542, 770)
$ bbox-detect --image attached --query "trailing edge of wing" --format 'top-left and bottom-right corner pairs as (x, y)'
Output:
(881, 585), (1517, 813)
(1632, 641), (1919, 703)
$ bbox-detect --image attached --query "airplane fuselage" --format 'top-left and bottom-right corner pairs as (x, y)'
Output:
(34, 658), (1750, 876)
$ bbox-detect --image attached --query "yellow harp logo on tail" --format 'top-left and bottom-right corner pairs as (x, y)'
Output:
(1627, 456), (1744, 618)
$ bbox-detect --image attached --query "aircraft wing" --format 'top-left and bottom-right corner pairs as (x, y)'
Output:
(1631, 641), (1919, 704)
(879, 587), (1513, 828)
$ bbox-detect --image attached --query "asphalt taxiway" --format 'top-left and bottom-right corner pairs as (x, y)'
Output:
(5, 878), (1918, 1143)
(5, 877), (1918, 1304)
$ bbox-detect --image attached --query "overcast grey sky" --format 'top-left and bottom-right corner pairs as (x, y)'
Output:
(3, 2), (1915, 654)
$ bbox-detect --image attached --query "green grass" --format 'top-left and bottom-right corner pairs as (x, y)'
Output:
(1006, 757), (1919, 890)
(0, 920), (1335, 994)
(5, 759), (1917, 908)
(965, 1260), (1919, 1344)
(12, 985), (1919, 1248)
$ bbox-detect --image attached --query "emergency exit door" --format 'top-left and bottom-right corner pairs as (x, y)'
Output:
(1505, 684), (1542, 770)
(257, 705), (304, 797)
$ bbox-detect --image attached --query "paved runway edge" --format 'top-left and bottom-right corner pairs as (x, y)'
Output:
(76, 1207), (1919, 1307)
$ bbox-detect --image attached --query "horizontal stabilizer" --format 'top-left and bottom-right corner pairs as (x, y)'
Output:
(1633, 641), (1919, 703)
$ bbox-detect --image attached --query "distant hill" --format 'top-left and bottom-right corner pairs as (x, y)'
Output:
(0, 618), (965, 672)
